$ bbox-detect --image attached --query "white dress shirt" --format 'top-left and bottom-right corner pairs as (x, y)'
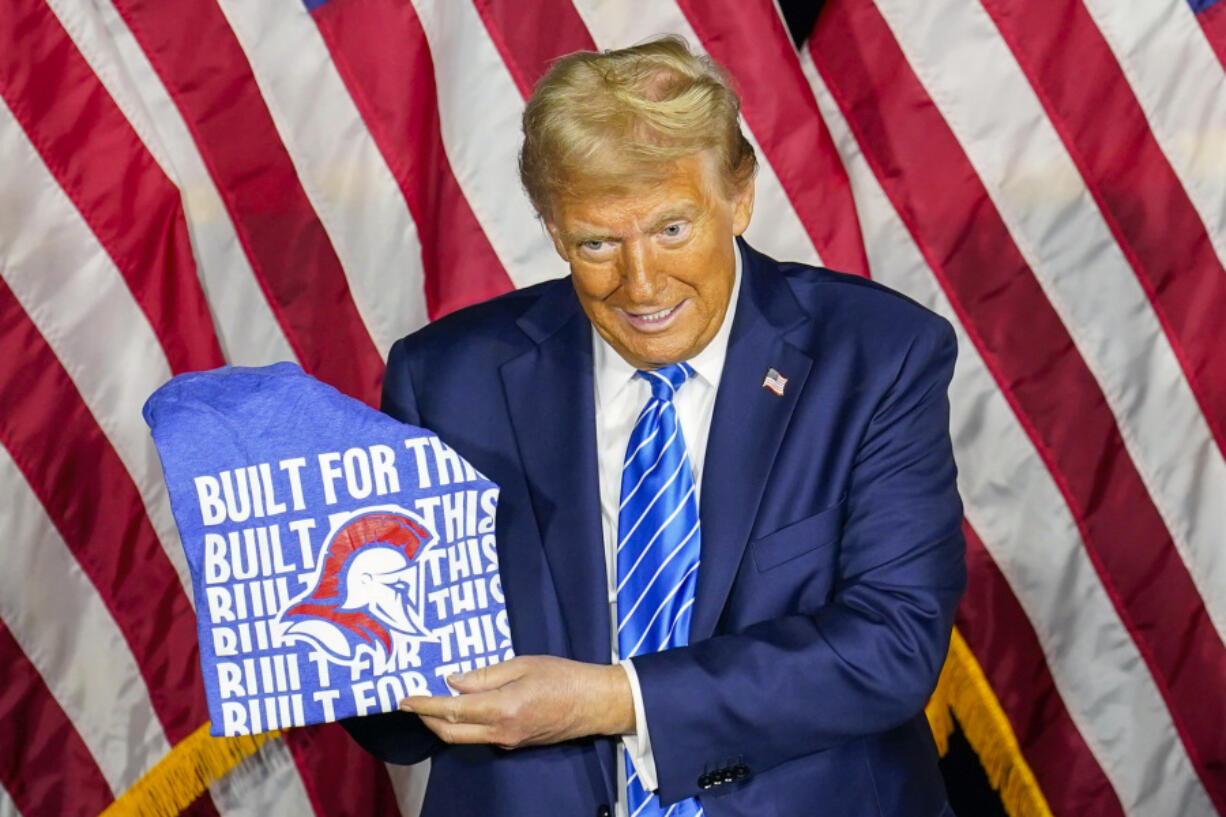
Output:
(592, 244), (742, 814)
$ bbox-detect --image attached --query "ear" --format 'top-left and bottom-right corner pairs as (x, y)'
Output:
(545, 221), (570, 262)
(731, 178), (755, 237)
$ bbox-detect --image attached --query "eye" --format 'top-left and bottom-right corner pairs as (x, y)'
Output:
(577, 238), (617, 260)
(660, 221), (690, 240)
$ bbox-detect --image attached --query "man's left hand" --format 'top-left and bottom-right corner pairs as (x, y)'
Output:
(400, 655), (635, 749)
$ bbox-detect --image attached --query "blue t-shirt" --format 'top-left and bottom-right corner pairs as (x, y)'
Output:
(144, 362), (510, 737)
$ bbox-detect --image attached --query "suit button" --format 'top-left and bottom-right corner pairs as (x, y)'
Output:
(596, 805), (612, 817)
(733, 764), (750, 779)
(698, 773), (714, 789)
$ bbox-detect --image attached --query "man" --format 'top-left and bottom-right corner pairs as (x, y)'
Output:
(343, 37), (965, 817)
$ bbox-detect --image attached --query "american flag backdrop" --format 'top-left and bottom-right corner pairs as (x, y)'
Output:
(2, 0), (1225, 815)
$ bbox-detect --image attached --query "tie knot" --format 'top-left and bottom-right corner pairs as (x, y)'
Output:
(639, 362), (693, 402)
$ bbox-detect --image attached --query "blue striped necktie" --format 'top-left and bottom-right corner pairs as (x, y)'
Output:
(617, 362), (703, 817)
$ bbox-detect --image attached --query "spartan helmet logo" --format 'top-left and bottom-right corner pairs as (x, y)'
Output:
(278, 508), (438, 665)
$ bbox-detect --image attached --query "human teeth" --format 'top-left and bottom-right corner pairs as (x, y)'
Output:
(636, 306), (674, 322)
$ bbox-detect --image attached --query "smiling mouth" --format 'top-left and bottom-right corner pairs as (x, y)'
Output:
(622, 302), (683, 329)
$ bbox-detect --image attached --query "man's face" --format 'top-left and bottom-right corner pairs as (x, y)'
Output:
(545, 152), (754, 370)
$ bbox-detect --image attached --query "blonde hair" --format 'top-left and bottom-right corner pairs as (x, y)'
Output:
(519, 36), (756, 219)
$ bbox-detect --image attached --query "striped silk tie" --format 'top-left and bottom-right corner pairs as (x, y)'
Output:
(617, 362), (703, 817)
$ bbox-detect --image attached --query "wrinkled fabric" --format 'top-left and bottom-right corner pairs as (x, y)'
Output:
(144, 362), (508, 736)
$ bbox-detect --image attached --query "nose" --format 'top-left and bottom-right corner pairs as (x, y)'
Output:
(621, 239), (663, 303)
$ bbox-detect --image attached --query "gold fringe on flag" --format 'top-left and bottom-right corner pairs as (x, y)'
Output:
(925, 627), (1053, 817)
(100, 724), (280, 817)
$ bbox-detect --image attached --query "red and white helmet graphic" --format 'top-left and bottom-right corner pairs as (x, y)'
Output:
(278, 508), (438, 664)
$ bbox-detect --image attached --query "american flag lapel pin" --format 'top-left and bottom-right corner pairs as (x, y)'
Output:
(762, 367), (787, 396)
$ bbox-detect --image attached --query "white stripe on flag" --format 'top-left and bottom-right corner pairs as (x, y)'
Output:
(409, 0), (567, 288)
(44, 0), (177, 181)
(873, 0), (1226, 644)
(0, 96), (191, 598)
(87, 0), (299, 367)
(568, 0), (823, 268)
(385, 760), (430, 817)
(0, 784), (23, 817)
(215, 0), (429, 356)
(1080, 0), (1226, 269)
(0, 444), (171, 796)
(802, 50), (1216, 817)
(208, 738), (317, 817)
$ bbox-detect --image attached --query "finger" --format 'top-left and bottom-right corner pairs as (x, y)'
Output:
(447, 657), (525, 693)
(401, 691), (502, 726)
(416, 714), (499, 745)
(400, 694), (468, 721)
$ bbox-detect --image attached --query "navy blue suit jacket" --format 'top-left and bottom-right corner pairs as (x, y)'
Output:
(344, 241), (965, 817)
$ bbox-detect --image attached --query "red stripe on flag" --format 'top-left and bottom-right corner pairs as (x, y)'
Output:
(0, 282), (206, 744)
(810, 4), (1226, 810)
(1197, 1), (1226, 72)
(473, 0), (596, 95)
(958, 524), (1126, 817)
(0, 0), (223, 374)
(982, 0), (1226, 460)
(310, 0), (514, 320)
(0, 619), (114, 817)
(110, 0), (384, 403)
(284, 725), (402, 817)
(677, 0), (869, 277)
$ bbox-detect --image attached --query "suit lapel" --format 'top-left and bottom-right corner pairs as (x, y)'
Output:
(691, 243), (814, 640)
(500, 282), (617, 801)
(499, 282), (611, 667)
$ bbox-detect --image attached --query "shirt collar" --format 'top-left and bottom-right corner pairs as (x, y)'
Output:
(593, 240), (742, 405)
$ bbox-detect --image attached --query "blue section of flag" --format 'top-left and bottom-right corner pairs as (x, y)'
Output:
(301, 0), (332, 11)
(1188, 0), (1223, 14)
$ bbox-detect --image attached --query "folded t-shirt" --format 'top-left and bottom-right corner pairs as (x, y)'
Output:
(144, 362), (510, 737)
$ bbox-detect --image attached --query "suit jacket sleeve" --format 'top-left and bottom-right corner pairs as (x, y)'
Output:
(338, 337), (445, 765)
(632, 315), (965, 804)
